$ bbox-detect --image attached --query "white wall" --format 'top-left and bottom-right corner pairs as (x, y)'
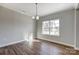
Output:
(37, 9), (75, 46)
(0, 6), (33, 47)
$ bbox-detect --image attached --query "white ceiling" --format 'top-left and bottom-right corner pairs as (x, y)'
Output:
(0, 3), (77, 16)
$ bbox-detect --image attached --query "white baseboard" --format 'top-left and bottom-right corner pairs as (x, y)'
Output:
(74, 47), (79, 50)
(37, 38), (74, 47)
(0, 40), (26, 48)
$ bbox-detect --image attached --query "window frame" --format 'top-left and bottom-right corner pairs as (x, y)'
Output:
(42, 19), (59, 36)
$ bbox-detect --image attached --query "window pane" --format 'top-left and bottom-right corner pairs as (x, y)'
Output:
(50, 19), (59, 36)
(50, 28), (54, 35)
(50, 20), (55, 27)
(42, 21), (49, 34)
(54, 20), (59, 27)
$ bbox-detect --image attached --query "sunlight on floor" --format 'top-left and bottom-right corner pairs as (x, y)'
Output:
(24, 32), (33, 46)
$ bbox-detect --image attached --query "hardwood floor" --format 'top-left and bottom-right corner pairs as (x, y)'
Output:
(0, 39), (79, 55)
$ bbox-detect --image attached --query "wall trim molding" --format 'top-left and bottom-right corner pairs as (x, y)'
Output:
(0, 40), (26, 48)
(37, 38), (74, 47)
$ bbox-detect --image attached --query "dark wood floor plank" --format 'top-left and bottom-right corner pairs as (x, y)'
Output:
(0, 39), (78, 55)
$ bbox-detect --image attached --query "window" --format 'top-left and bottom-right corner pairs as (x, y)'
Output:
(42, 19), (59, 36)
(42, 21), (49, 35)
(50, 19), (59, 36)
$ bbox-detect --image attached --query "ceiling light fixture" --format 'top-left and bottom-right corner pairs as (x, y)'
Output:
(32, 3), (39, 20)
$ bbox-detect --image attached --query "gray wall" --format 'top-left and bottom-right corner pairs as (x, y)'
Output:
(33, 19), (38, 38)
(77, 4), (79, 9)
(37, 9), (75, 46)
(76, 8), (79, 48)
(0, 6), (33, 47)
